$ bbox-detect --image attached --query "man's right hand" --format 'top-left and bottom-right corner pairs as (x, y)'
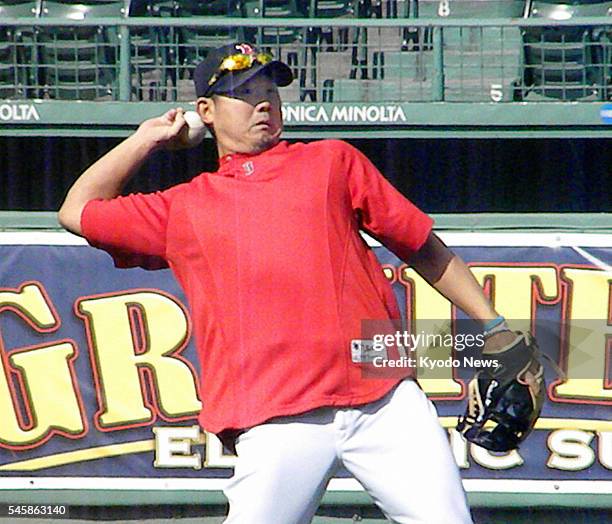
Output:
(135, 108), (189, 151)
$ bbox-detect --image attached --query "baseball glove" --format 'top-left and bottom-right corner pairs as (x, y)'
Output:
(456, 332), (545, 452)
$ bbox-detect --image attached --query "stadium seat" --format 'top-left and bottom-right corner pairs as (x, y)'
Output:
(309, 0), (354, 17)
(306, 0), (384, 97)
(324, 76), (431, 102)
(128, 0), (179, 101)
(170, 1), (243, 100)
(240, 0), (311, 99)
(38, 0), (123, 100)
(304, 0), (362, 101)
(307, 0), (354, 51)
(406, 1), (526, 48)
(241, 0), (306, 49)
(175, 0), (242, 65)
(529, 0), (612, 18)
(414, 0), (527, 18)
(515, 0), (612, 100)
(389, 0), (525, 101)
(0, 0), (40, 17)
(0, 0), (41, 98)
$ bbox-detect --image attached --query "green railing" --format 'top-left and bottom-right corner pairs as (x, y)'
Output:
(1, 13), (612, 136)
(3, 15), (612, 102)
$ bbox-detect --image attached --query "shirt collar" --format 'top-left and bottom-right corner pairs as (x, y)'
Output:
(217, 141), (288, 175)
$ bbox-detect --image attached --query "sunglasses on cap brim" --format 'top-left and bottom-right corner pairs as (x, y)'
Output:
(208, 52), (274, 89)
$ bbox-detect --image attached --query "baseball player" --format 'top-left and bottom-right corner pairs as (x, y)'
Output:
(58, 43), (543, 523)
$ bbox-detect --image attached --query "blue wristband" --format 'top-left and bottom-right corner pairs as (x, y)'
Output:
(483, 315), (505, 333)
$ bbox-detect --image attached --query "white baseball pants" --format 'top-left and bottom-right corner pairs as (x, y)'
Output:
(222, 379), (473, 524)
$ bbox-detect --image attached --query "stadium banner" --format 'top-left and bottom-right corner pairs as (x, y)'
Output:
(1, 101), (610, 129)
(0, 232), (610, 500)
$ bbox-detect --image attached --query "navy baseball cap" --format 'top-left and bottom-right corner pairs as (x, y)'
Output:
(194, 42), (293, 98)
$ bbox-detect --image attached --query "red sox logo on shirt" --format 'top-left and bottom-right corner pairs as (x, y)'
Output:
(242, 161), (255, 176)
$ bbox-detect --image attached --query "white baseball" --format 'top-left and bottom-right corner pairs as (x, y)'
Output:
(181, 110), (206, 147)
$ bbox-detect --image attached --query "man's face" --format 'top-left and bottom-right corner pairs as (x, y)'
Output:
(199, 73), (283, 156)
